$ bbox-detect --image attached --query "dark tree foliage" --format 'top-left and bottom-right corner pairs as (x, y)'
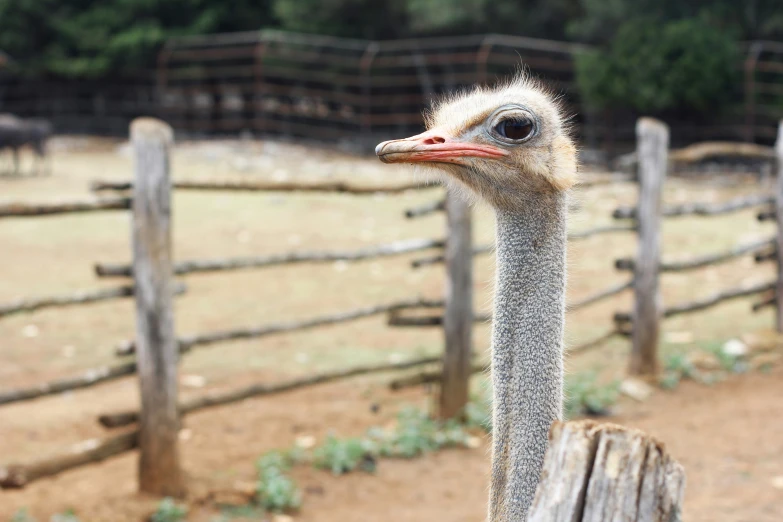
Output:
(575, 18), (741, 114)
(0, 0), (274, 77)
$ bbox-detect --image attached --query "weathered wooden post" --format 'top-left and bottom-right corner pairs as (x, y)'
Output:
(439, 189), (473, 419)
(528, 421), (685, 522)
(774, 120), (783, 332)
(130, 117), (185, 497)
(629, 118), (668, 377)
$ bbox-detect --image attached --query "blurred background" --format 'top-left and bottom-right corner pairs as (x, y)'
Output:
(1, 1), (782, 522)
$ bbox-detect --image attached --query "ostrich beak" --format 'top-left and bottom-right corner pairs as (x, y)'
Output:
(375, 129), (507, 165)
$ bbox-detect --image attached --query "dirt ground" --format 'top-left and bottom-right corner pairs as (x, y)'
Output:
(0, 139), (782, 521)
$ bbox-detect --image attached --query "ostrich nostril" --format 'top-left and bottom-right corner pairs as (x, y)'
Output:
(422, 136), (446, 145)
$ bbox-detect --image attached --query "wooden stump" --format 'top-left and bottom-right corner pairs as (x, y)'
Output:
(528, 420), (685, 522)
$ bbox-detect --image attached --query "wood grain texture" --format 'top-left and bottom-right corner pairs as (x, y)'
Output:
(129, 117), (184, 497)
(439, 190), (473, 419)
(629, 118), (668, 377)
(527, 420), (685, 522)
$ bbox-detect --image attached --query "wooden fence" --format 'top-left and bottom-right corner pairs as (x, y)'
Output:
(1, 117), (778, 507)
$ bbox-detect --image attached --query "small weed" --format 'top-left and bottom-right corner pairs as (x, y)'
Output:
(50, 511), (80, 522)
(256, 451), (301, 512)
(151, 498), (188, 522)
(313, 435), (377, 474)
(10, 510), (35, 522)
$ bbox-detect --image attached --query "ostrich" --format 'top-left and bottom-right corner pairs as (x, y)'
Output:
(375, 74), (576, 521)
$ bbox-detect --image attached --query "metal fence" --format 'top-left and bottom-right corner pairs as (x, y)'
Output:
(1, 31), (783, 150)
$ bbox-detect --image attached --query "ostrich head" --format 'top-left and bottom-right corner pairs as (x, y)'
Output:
(376, 75), (577, 209)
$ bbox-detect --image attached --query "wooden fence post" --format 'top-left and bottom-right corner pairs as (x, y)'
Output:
(439, 189), (473, 419)
(629, 118), (668, 377)
(775, 120), (783, 332)
(130, 117), (185, 497)
(527, 421), (685, 522)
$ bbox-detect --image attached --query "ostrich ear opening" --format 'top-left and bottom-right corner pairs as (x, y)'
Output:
(544, 135), (578, 191)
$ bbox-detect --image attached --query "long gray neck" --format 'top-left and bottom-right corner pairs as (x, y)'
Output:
(488, 193), (567, 522)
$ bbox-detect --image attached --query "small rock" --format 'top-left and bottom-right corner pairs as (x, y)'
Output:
(273, 515), (294, 522)
(465, 436), (482, 449)
(22, 324), (39, 338)
(387, 353), (404, 363)
(773, 476), (783, 490)
(620, 378), (654, 402)
(333, 260), (348, 272)
(295, 435), (316, 449)
(179, 429), (192, 441)
(722, 339), (748, 358)
(181, 374), (206, 388)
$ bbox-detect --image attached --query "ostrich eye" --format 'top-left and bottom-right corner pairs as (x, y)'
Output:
(494, 118), (534, 141)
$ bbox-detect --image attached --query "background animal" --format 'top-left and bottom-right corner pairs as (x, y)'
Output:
(0, 114), (53, 175)
(376, 74), (575, 521)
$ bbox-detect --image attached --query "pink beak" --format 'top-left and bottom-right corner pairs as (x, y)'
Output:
(375, 128), (508, 165)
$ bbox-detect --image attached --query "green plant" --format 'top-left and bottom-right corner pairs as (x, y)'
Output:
(313, 435), (377, 475)
(151, 498), (188, 522)
(10, 509), (36, 522)
(256, 451), (302, 512)
(575, 17), (740, 115)
(50, 511), (80, 522)
(564, 373), (620, 419)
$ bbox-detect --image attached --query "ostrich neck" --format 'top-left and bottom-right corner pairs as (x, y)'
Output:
(489, 193), (567, 522)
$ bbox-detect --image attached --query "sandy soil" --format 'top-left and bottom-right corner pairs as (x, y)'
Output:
(0, 138), (781, 521)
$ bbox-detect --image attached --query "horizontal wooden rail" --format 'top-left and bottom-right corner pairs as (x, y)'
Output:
(0, 197), (131, 218)
(411, 244), (493, 268)
(614, 237), (774, 272)
(96, 239), (443, 278)
(0, 430), (138, 488)
(614, 279), (775, 324)
(405, 199), (445, 219)
(567, 280), (634, 312)
(614, 193), (772, 220)
(90, 179), (436, 195)
(99, 356), (441, 429)
(0, 362), (137, 406)
(387, 310), (492, 327)
(0, 283), (186, 319)
(116, 297), (443, 356)
(615, 141), (775, 170)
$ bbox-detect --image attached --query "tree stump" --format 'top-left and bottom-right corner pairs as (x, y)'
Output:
(528, 420), (685, 522)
